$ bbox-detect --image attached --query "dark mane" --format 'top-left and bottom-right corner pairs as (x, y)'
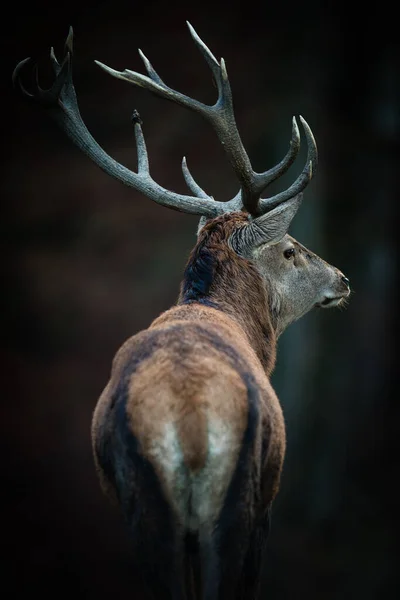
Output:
(180, 213), (247, 305)
(180, 238), (216, 304)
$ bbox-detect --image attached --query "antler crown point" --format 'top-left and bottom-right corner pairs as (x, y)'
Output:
(65, 26), (74, 53)
(12, 57), (30, 87)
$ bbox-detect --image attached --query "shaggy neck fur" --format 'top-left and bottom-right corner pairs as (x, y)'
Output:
(179, 213), (277, 374)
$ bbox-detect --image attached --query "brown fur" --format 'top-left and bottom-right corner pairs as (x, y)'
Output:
(91, 212), (287, 598)
(177, 213), (277, 373)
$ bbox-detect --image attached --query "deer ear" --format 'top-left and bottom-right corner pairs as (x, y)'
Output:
(197, 216), (208, 236)
(241, 193), (303, 248)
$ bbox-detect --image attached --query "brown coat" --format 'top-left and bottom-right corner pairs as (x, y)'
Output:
(91, 214), (286, 599)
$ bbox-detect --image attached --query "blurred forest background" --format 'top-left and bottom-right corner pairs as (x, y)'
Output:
(3, 0), (398, 598)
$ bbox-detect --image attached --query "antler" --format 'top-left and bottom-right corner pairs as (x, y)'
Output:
(13, 24), (317, 219)
(95, 21), (317, 216)
(12, 27), (226, 218)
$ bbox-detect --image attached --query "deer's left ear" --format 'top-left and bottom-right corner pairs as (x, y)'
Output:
(232, 194), (303, 252)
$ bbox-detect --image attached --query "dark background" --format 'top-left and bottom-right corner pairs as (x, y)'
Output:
(3, 1), (398, 598)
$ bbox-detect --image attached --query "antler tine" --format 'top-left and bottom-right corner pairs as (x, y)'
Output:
(185, 21), (221, 83)
(181, 157), (210, 199)
(255, 116), (300, 190)
(258, 116), (318, 213)
(64, 25), (74, 55)
(12, 57), (34, 98)
(131, 110), (149, 174)
(138, 49), (165, 85)
(13, 28), (225, 218)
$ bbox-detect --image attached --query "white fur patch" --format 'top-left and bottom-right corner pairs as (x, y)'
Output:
(189, 418), (237, 530)
(149, 419), (237, 532)
(148, 423), (190, 520)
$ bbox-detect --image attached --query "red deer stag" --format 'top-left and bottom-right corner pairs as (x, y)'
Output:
(14, 24), (350, 600)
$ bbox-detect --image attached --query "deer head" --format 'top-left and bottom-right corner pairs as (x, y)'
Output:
(13, 24), (350, 337)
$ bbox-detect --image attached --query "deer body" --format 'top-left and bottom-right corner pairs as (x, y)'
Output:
(14, 23), (351, 600)
(92, 215), (285, 598)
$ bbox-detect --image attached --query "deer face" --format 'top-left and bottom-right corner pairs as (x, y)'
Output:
(226, 195), (350, 335)
(252, 235), (350, 334)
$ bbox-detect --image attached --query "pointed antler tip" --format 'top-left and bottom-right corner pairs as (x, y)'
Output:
(12, 57), (31, 86)
(65, 26), (74, 53)
(299, 116), (317, 150)
(291, 116), (300, 136)
(187, 21), (220, 70)
(138, 48), (150, 64)
(49, 46), (60, 70)
(186, 21), (202, 43)
(186, 21), (195, 35)
(94, 59), (108, 73)
(94, 59), (112, 72)
(131, 109), (143, 126)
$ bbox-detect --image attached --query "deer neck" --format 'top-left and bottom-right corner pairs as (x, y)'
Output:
(178, 236), (277, 375)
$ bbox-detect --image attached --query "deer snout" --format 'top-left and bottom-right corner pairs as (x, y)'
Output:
(315, 270), (350, 309)
(334, 270), (351, 298)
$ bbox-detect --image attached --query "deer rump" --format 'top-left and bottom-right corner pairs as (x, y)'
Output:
(92, 315), (279, 600)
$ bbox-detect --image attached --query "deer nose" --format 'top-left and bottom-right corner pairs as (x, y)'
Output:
(341, 275), (350, 288)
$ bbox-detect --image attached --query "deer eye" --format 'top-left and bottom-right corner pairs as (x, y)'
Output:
(283, 248), (295, 259)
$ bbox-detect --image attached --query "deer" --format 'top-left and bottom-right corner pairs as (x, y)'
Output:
(13, 23), (350, 600)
